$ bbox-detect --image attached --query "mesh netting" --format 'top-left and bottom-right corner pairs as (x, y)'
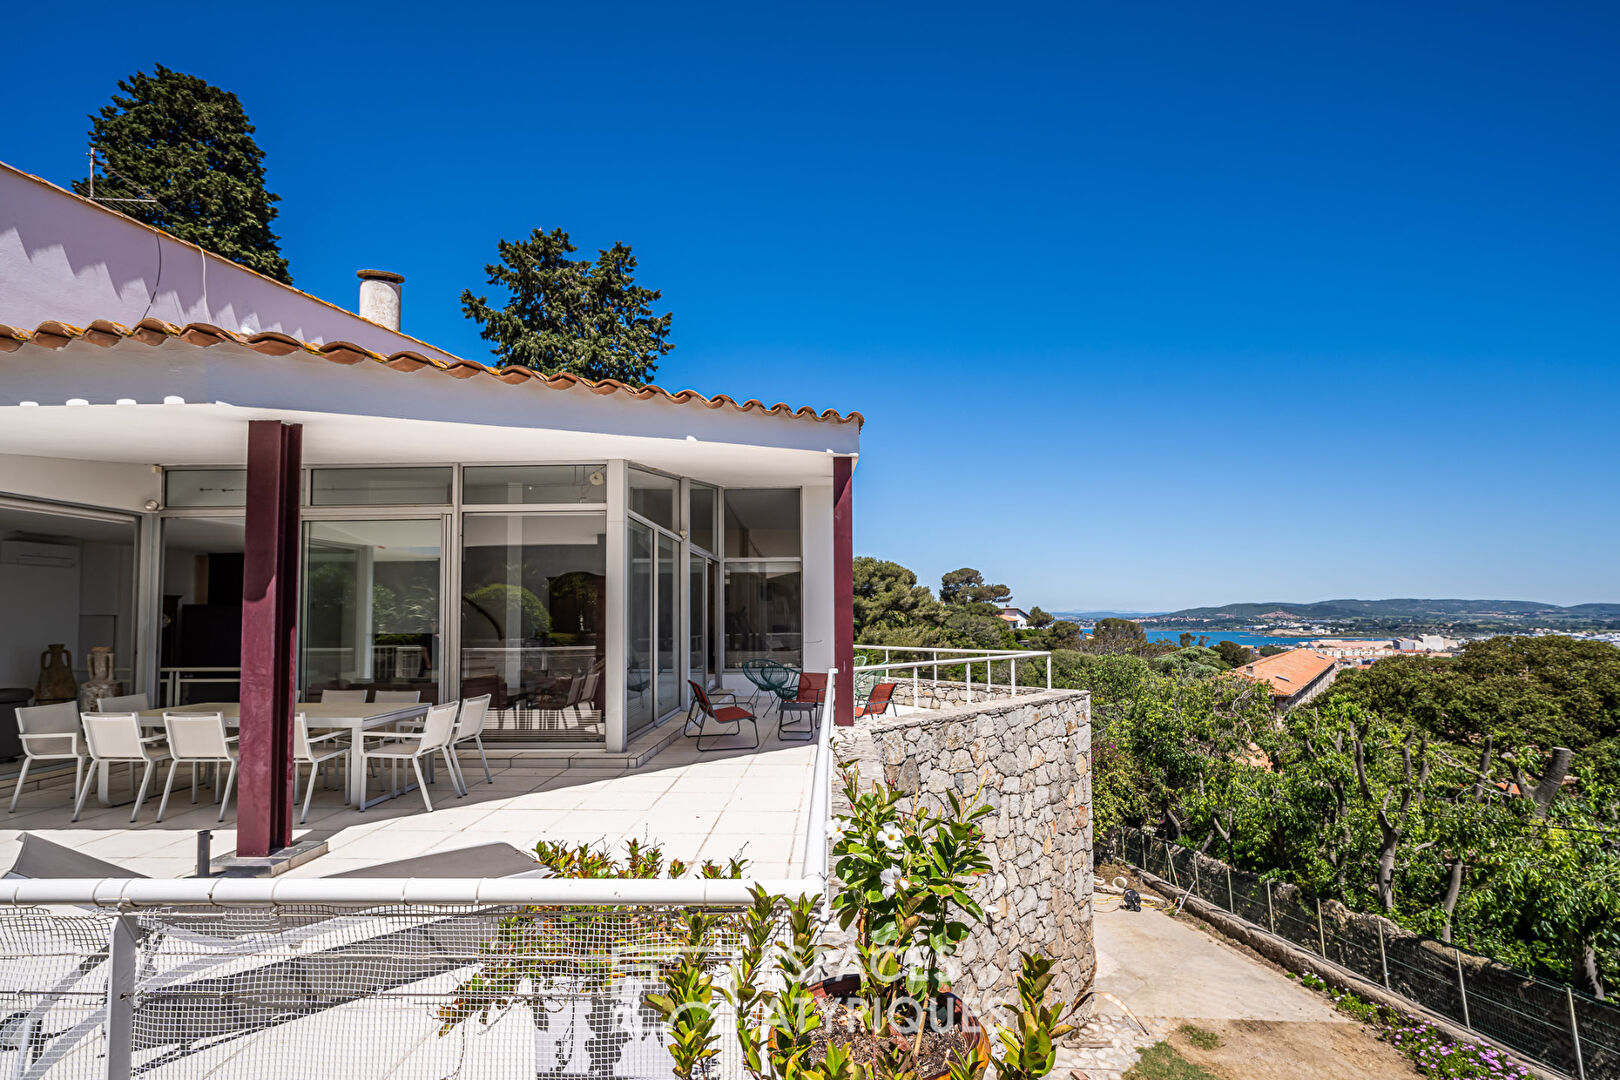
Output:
(0, 909), (112, 1080)
(1, 903), (776, 1080)
(1123, 827), (1617, 1080)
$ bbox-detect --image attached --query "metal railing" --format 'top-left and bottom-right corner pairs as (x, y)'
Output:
(0, 676), (838, 1080)
(158, 666), (241, 707)
(854, 644), (1052, 706)
(1118, 826), (1614, 1080)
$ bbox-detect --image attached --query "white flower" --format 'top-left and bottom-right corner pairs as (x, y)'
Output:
(878, 823), (905, 851)
(828, 819), (849, 843)
(880, 867), (907, 899)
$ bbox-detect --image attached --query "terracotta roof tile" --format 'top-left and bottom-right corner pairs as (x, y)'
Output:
(1232, 649), (1339, 697)
(0, 318), (863, 426)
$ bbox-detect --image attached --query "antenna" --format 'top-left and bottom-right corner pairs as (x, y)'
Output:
(86, 147), (161, 206)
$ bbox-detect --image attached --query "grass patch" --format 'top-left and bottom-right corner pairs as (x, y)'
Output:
(1124, 1041), (1220, 1080)
(1177, 1023), (1221, 1050)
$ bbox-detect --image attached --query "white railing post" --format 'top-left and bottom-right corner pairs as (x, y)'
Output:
(1012, 656), (1018, 694)
(104, 912), (138, 1080)
(1047, 653), (1052, 690)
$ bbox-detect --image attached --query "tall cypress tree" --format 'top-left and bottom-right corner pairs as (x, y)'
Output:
(73, 65), (292, 283)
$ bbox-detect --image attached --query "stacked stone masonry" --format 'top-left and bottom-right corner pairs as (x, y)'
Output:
(829, 689), (1095, 1024)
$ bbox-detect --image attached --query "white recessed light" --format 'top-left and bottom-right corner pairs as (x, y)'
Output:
(116, 398), (137, 406)
(163, 395), (185, 405)
(66, 398), (89, 406)
(20, 401), (38, 407)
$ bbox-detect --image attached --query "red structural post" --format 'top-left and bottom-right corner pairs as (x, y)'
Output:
(237, 420), (302, 857)
(833, 455), (854, 726)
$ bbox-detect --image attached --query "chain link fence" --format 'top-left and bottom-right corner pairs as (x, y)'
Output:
(0, 901), (784, 1080)
(1116, 826), (1617, 1080)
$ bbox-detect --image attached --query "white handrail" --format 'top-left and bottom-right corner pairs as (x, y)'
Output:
(0, 875), (822, 908)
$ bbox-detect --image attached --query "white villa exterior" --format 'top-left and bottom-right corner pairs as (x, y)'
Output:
(0, 160), (858, 856)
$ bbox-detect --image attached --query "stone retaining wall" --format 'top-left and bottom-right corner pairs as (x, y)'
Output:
(828, 689), (1094, 1023)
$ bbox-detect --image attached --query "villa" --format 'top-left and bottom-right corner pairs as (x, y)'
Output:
(0, 159), (857, 867)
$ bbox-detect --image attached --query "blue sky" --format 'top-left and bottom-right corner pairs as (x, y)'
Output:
(5, 2), (1617, 610)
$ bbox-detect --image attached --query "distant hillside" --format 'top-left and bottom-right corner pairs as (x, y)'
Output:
(1151, 598), (1620, 627)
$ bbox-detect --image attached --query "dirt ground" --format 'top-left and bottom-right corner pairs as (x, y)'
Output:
(1161, 1018), (1414, 1080)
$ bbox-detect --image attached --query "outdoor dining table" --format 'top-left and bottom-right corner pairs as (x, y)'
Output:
(120, 701), (430, 810)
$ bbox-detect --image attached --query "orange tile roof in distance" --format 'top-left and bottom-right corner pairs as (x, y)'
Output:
(0, 163), (861, 428)
(1233, 649), (1338, 696)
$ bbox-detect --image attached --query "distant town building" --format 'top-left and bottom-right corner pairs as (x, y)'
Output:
(998, 607), (1031, 630)
(1234, 650), (1340, 711)
(1310, 638), (1400, 659)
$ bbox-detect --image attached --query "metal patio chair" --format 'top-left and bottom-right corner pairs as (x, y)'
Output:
(740, 658), (793, 715)
(684, 680), (758, 752)
(855, 681), (898, 719)
(777, 670), (826, 741)
(447, 693), (494, 786)
(157, 712), (238, 823)
(75, 712), (170, 823)
(359, 701), (464, 812)
(294, 713), (351, 824)
(8, 702), (85, 813)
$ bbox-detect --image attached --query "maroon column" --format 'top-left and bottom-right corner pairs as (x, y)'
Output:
(238, 420), (302, 857)
(833, 455), (854, 727)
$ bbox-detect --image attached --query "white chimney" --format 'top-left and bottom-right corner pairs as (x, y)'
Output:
(357, 269), (404, 331)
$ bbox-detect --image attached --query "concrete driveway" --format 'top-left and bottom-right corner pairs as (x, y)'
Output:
(1059, 898), (1410, 1078)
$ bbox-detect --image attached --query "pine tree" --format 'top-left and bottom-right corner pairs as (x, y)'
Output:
(461, 228), (673, 385)
(74, 65), (291, 283)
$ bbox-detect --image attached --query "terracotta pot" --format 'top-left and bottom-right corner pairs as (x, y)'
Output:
(35, 644), (77, 705)
(803, 974), (990, 1080)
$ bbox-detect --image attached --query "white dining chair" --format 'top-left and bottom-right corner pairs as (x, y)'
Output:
(294, 713), (350, 824)
(157, 713), (237, 823)
(75, 713), (170, 823)
(360, 702), (462, 812)
(320, 689), (370, 703)
(97, 693), (151, 712)
(448, 693), (494, 786)
(8, 702), (86, 813)
(372, 690), (422, 703)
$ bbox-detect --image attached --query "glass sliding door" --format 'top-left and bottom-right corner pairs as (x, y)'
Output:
(301, 519), (442, 703)
(627, 521), (654, 734)
(656, 532), (678, 715)
(689, 557), (711, 689)
(461, 513), (606, 743)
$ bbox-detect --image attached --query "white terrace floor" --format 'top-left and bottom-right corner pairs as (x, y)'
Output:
(1, 722), (818, 880)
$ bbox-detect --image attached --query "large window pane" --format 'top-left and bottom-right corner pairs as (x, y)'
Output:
(0, 503), (137, 703)
(160, 516), (245, 704)
(463, 465), (606, 505)
(689, 558), (710, 688)
(165, 469), (247, 508)
(311, 467), (451, 506)
(724, 489), (801, 557)
(629, 469), (677, 531)
(657, 533), (678, 718)
(627, 521), (654, 734)
(725, 561), (803, 668)
(303, 520), (441, 703)
(689, 485), (717, 554)
(461, 514), (606, 743)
